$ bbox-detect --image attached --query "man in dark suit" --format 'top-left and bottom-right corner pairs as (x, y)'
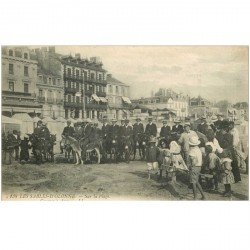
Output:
(81, 118), (94, 148)
(160, 119), (171, 139)
(62, 120), (75, 137)
(133, 117), (144, 140)
(214, 114), (224, 131)
(123, 119), (133, 138)
(61, 120), (75, 153)
(101, 117), (110, 162)
(7, 130), (20, 161)
(171, 119), (184, 134)
(197, 116), (209, 135)
(109, 118), (120, 140)
(145, 117), (157, 137)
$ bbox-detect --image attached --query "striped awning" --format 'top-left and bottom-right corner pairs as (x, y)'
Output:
(99, 97), (108, 103)
(91, 94), (100, 102)
(122, 96), (132, 104)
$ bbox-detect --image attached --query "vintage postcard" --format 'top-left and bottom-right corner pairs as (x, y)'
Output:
(1, 46), (248, 201)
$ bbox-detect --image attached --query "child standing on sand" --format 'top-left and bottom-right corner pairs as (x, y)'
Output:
(145, 137), (160, 180)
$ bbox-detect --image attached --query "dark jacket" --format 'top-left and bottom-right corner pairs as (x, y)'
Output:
(62, 126), (75, 137)
(197, 123), (208, 135)
(84, 124), (93, 139)
(122, 125), (133, 137)
(214, 120), (223, 130)
(145, 145), (160, 163)
(145, 123), (157, 137)
(172, 124), (184, 134)
(160, 125), (171, 138)
(133, 123), (144, 136)
(102, 124), (110, 138)
(109, 124), (120, 138)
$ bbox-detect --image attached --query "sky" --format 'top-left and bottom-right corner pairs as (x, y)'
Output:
(52, 46), (248, 103)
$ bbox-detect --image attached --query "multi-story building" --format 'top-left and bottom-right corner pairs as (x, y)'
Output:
(106, 74), (131, 119)
(33, 47), (64, 118)
(189, 95), (219, 118)
(1, 46), (42, 117)
(133, 88), (189, 119)
(60, 55), (108, 119)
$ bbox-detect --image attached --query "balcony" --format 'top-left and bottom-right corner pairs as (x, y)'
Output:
(85, 78), (107, 85)
(2, 90), (35, 97)
(37, 96), (46, 103)
(65, 87), (80, 94)
(64, 102), (84, 108)
(96, 91), (106, 97)
(2, 96), (42, 108)
(84, 89), (94, 96)
(85, 102), (107, 110)
(64, 75), (83, 82)
(56, 99), (64, 105)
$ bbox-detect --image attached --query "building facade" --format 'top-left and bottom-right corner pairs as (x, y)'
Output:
(33, 47), (64, 118)
(106, 74), (131, 119)
(189, 96), (219, 118)
(60, 55), (107, 119)
(1, 46), (42, 117)
(133, 88), (189, 119)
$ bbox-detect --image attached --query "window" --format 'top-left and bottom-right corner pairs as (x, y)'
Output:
(24, 66), (29, 76)
(76, 69), (79, 78)
(9, 81), (14, 91)
(67, 68), (71, 76)
(99, 74), (102, 81)
(24, 53), (28, 59)
(116, 86), (119, 94)
(43, 76), (47, 84)
(57, 79), (60, 85)
(91, 72), (95, 80)
(9, 50), (14, 56)
(103, 86), (106, 93)
(96, 85), (100, 92)
(109, 85), (113, 94)
(52, 78), (56, 85)
(39, 89), (43, 97)
(9, 64), (14, 74)
(87, 84), (89, 91)
(48, 78), (52, 84)
(39, 75), (43, 82)
(68, 95), (71, 102)
(24, 82), (29, 93)
(76, 96), (80, 103)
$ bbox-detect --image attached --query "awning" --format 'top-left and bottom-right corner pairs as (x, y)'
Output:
(122, 96), (132, 104)
(91, 94), (100, 102)
(99, 97), (108, 103)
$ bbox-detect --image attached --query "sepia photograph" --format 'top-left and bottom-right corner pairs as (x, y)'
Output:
(1, 46), (249, 201)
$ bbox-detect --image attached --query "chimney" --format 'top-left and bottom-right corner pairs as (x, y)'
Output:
(75, 53), (81, 59)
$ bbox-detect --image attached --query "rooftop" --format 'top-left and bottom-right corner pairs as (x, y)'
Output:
(106, 74), (129, 87)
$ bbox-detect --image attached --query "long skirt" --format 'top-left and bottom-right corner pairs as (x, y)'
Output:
(231, 149), (241, 182)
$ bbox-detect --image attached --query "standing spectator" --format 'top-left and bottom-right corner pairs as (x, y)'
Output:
(101, 117), (110, 162)
(178, 123), (198, 165)
(188, 136), (206, 200)
(145, 137), (160, 180)
(172, 119), (184, 135)
(145, 117), (157, 138)
(214, 114), (224, 131)
(133, 117), (144, 140)
(160, 119), (171, 139)
(20, 134), (31, 164)
(197, 117), (209, 135)
(8, 130), (20, 161)
(228, 121), (243, 183)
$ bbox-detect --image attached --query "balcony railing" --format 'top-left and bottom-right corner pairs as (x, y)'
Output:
(64, 75), (83, 82)
(85, 102), (107, 110)
(64, 102), (84, 108)
(96, 91), (106, 97)
(2, 97), (42, 108)
(85, 78), (107, 85)
(65, 87), (80, 94)
(2, 90), (35, 97)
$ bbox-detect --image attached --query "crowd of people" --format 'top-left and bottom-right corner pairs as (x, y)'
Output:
(2, 113), (248, 200)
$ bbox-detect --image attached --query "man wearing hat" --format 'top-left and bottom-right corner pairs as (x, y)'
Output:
(101, 116), (110, 162)
(178, 122), (198, 165)
(214, 113), (224, 131)
(145, 117), (157, 138)
(133, 117), (144, 141)
(123, 118), (133, 138)
(60, 120), (75, 153)
(109, 118), (120, 140)
(160, 119), (171, 140)
(80, 118), (95, 150)
(172, 119), (184, 134)
(197, 116), (209, 135)
(188, 136), (206, 200)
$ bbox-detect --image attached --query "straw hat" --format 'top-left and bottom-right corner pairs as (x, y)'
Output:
(184, 122), (191, 127)
(169, 141), (181, 154)
(189, 136), (201, 146)
(111, 118), (117, 122)
(174, 119), (181, 123)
